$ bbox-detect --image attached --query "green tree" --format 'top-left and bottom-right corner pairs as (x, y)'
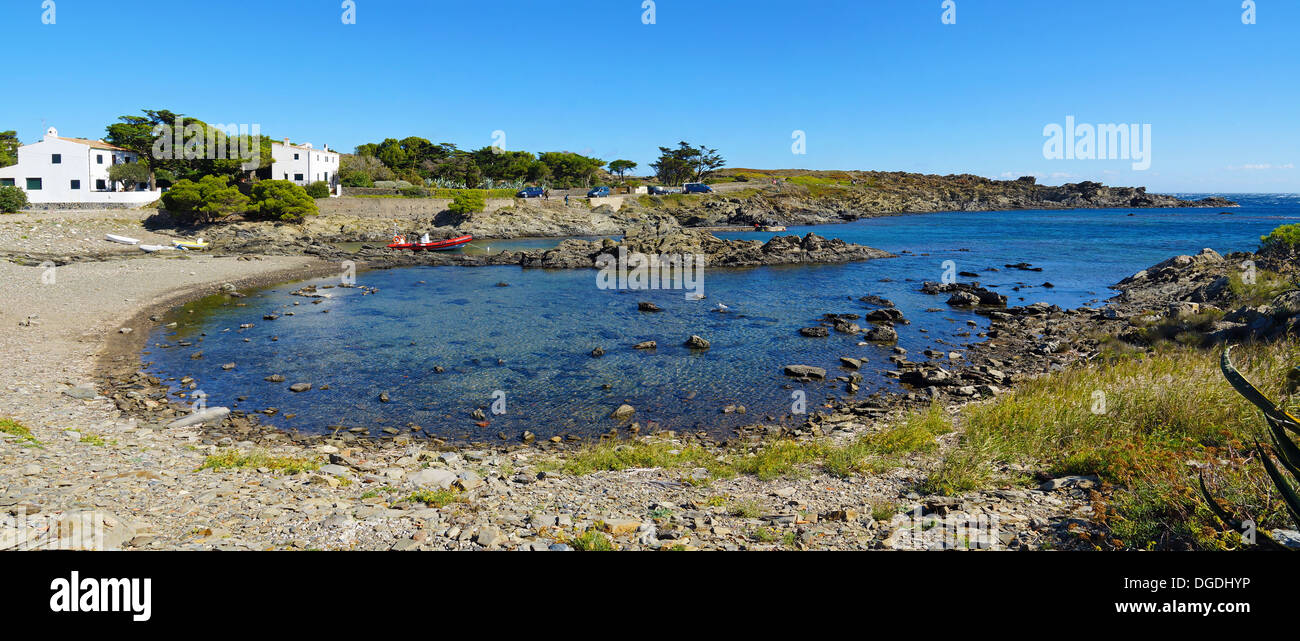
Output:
(651, 142), (724, 184)
(305, 181), (331, 198)
(0, 185), (28, 213)
(106, 110), (271, 188)
(0, 130), (19, 168)
(538, 151), (605, 187)
(608, 159), (637, 179)
(250, 180), (318, 222)
(448, 191), (486, 215)
(472, 147), (537, 181)
(107, 161), (150, 191)
(161, 175), (250, 224)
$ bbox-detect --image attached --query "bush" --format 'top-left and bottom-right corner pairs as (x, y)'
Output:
(448, 191), (487, 215)
(340, 170), (374, 188)
(161, 175), (249, 224)
(250, 180), (319, 222)
(107, 161), (151, 191)
(0, 185), (28, 213)
(1260, 223), (1300, 252)
(399, 185), (427, 198)
(305, 181), (331, 198)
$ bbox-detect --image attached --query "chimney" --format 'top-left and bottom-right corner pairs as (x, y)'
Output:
(282, 137), (289, 146)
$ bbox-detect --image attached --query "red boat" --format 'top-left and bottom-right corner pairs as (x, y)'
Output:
(386, 234), (473, 252)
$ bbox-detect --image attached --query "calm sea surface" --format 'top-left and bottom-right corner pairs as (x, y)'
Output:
(144, 194), (1300, 441)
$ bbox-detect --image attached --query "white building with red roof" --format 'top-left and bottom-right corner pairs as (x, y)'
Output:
(0, 127), (160, 205)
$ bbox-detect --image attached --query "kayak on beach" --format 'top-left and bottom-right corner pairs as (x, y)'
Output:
(172, 239), (210, 250)
(105, 233), (140, 245)
(386, 233), (473, 252)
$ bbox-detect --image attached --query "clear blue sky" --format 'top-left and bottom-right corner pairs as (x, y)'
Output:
(4, 0), (1297, 192)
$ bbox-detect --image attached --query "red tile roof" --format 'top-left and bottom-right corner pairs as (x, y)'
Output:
(58, 137), (130, 152)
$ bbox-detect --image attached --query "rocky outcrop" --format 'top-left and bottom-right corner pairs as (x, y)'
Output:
(635, 173), (1238, 228)
(515, 224), (895, 270)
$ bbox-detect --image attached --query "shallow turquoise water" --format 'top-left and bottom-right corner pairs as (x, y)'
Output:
(143, 195), (1299, 441)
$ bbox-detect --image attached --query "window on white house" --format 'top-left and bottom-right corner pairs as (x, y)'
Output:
(294, 174), (303, 181)
(51, 154), (61, 164)
(97, 154), (104, 164)
(0, 178), (14, 187)
(294, 153), (300, 160)
(26, 178), (42, 190)
(96, 179), (106, 190)
(70, 180), (80, 190)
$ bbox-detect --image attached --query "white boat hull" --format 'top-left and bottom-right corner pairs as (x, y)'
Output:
(106, 234), (140, 245)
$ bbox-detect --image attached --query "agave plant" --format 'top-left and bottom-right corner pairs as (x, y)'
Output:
(1200, 346), (1300, 549)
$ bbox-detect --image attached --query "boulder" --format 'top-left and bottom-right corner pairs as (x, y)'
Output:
(783, 365), (827, 380)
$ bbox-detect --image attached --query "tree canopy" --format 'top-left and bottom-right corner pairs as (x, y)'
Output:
(0, 130), (19, 168)
(651, 142), (724, 185)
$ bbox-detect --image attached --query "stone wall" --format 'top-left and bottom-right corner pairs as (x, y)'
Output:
(315, 196), (518, 220)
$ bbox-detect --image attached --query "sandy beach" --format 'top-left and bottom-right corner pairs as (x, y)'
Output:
(0, 208), (1108, 551)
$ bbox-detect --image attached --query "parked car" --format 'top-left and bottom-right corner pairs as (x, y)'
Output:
(649, 186), (671, 195)
(587, 186), (611, 198)
(684, 183), (713, 194)
(516, 186), (544, 198)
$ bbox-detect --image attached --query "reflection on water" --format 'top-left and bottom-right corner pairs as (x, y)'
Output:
(147, 196), (1298, 441)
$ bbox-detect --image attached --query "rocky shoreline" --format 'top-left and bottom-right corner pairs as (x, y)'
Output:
(3, 201), (1292, 552)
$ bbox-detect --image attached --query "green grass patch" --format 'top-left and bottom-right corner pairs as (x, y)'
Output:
(0, 417), (39, 445)
(1228, 268), (1295, 307)
(199, 449), (321, 475)
(728, 500), (764, 518)
(928, 340), (1300, 549)
(569, 529), (615, 551)
(537, 439), (734, 480)
(405, 488), (465, 508)
(822, 404), (951, 478)
(79, 433), (114, 447)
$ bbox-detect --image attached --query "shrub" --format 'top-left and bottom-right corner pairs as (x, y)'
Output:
(305, 181), (331, 198)
(161, 175), (250, 224)
(250, 180), (319, 222)
(0, 185), (28, 213)
(107, 161), (150, 190)
(1260, 223), (1300, 252)
(340, 171), (374, 188)
(399, 185), (427, 198)
(448, 191), (487, 215)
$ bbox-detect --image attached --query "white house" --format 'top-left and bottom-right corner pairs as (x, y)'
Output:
(266, 138), (340, 192)
(0, 127), (160, 205)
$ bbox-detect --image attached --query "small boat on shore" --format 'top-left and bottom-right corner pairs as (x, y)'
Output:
(139, 244), (175, 253)
(172, 239), (209, 250)
(106, 233), (140, 245)
(387, 233), (473, 252)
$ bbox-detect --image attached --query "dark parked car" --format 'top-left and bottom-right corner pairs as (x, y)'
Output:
(587, 186), (610, 198)
(684, 182), (713, 194)
(516, 187), (544, 198)
(649, 186), (671, 195)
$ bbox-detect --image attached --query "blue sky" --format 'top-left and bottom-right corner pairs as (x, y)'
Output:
(4, 0), (1297, 192)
